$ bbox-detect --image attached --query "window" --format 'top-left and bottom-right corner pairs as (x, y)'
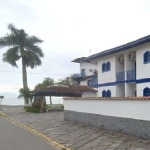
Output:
(102, 62), (111, 72)
(144, 51), (150, 64)
(81, 69), (85, 77)
(102, 90), (106, 97)
(88, 80), (92, 86)
(143, 87), (150, 96)
(107, 62), (111, 71)
(102, 63), (105, 72)
(107, 90), (111, 97)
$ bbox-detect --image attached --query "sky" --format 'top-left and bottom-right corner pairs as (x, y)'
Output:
(0, 0), (150, 94)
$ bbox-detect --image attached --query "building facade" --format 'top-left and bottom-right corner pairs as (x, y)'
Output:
(72, 35), (150, 97)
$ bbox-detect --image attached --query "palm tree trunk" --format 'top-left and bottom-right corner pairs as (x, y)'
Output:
(22, 58), (28, 104)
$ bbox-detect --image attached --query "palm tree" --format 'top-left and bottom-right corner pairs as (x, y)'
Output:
(18, 88), (34, 105)
(0, 24), (44, 104)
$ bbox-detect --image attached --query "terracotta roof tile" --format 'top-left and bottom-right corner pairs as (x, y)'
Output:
(34, 85), (97, 93)
(63, 96), (150, 100)
(71, 85), (97, 92)
(35, 86), (79, 93)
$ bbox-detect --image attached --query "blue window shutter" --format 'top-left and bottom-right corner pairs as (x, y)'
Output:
(143, 87), (150, 96)
(102, 63), (105, 72)
(104, 63), (107, 71)
(107, 62), (111, 71)
(102, 90), (106, 97)
(144, 51), (150, 64)
(107, 90), (111, 97)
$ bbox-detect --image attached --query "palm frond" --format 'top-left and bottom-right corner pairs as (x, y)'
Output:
(3, 46), (20, 67)
(18, 95), (23, 99)
(0, 34), (19, 48)
(1, 23), (44, 70)
(18, 88), (33, 104)
(24, 50), (42, 68)
(25, 44), (44, 57)
(26, 36), (43, 45)
(7, 23), (19, 37)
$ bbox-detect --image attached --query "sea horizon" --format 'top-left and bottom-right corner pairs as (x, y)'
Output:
(0, 95), (63, 105)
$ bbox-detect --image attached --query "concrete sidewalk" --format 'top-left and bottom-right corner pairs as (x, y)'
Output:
(0, 116), (56, 150)
(2, 106), (150, 150)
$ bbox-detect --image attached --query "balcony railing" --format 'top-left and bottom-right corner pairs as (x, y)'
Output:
(126, 69), (136, 81)
(116, 71), (125, 82)
(72, 72), (86, 78)
(88, 76), (98, 88)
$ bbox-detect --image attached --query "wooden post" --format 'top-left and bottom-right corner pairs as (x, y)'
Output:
(50, 96), (52, 105)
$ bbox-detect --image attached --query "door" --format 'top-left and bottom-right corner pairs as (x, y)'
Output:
(81, 69), (85, 77)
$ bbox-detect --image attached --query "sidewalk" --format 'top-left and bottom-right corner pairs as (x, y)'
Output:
(2, 106), (150, 150)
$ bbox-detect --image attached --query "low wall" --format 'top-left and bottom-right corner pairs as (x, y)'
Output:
(64, 97), (150, 139)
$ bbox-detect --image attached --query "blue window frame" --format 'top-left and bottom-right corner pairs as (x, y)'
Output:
(107, 90), (111, 97)
(102, 62), (111, 72)
(102, 90), (106, 97)
(143, 87), (150, 96)
(144, 51), (150, 64)
(107, 62), (111, 71)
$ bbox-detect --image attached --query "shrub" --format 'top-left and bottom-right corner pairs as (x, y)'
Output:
(24, 106), (40, 113)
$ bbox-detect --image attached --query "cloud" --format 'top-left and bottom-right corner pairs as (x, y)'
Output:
(0, 0), (150, 93)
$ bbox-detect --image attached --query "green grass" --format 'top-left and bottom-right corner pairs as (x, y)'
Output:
(24, 106), (40, 113)
(46, 104), (63, 110)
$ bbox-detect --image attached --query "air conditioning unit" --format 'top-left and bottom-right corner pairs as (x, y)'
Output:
(128, 54), (134, 61)
(118, 57), (124, 63)
(93, 69), (97, 74)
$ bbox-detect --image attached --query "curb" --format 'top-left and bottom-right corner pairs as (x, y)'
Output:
(0, 112), (71, 150)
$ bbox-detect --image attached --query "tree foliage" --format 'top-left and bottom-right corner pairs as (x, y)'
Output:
(0, 24), (44, 68)
(0, 23), (44, 104)
(35, 76), (78, 89)
(0, 96), (4, 100)
(35, 77), (55, 90)
(18, 88), (34, 104)
(56, 76), (79, 87)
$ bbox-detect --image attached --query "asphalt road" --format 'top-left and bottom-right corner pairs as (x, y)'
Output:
(0, 116), (57, 150)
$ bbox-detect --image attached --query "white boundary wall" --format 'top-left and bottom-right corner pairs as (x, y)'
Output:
(64, 99), (150, 121)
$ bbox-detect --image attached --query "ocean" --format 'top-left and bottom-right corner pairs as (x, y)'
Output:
(1, 95), (63, 105)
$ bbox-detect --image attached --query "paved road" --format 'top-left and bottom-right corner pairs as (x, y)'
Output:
(0, 116), (56, 150)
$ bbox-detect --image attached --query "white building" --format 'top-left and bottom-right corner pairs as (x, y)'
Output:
(72, 35), (150, 97)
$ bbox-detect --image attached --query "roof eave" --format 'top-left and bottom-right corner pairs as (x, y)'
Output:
(85, 35), (150, 61)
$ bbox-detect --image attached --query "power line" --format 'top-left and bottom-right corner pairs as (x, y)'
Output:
(0, 70), (69, 76)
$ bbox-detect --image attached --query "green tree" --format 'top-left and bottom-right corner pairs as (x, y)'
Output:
(35, 77), (55, 105)
(18, 88), (34, 105)
(0, 24), (44, 104)
(35, 77), (55, 90)
(57, 76), (79, 86)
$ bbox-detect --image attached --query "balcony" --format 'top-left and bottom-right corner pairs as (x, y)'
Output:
(116, 71), (125, 82)
(72, 72), (86, 78)
(126, 69), (136, 81)
(88, 76), (98, 88)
